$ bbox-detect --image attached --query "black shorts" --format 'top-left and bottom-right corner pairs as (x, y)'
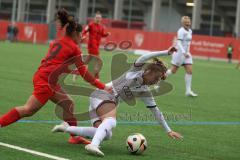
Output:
(227, 54), (232, 59)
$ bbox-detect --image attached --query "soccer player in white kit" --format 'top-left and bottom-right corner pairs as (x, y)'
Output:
(166, 16), (198, 97)
(52, 47), (183, 157)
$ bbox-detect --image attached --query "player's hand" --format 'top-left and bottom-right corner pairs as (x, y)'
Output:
(168, 46), (177, 55)
(167, 131), (183, 140)
(107, 32), (111, 36)
(81, 36), (87, 41)
(185, 54), (190, 59)
(104, 85), (113, 93)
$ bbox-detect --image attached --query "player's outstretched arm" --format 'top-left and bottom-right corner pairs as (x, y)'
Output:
(72, 46), (112, 92)
(135, 46), (176, 65)
(168, 131), (183, 140)
(148, 106), (183, 140)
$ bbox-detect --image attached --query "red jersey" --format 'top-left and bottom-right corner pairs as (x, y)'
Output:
(83, 22), (108, 55)
(36, 36), (105, 89)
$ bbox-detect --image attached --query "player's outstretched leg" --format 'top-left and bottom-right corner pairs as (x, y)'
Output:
(0, 95), (43, 128)
(52, 122), (70, 133)
(85, 102), (117, 157)
(52, 122), (100, 139)
(50, 91), (91, 144)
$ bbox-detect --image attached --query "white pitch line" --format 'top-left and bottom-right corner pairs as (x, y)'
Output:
(0, 142), (70, 160)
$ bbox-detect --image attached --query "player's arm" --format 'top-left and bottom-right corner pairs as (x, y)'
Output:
(73, 48), (111, 91)
(148, 106), (183, 140)
(74, 58), (104, 89)
(101, 26), (110, 37)
(135, 46), (176, 66)
(177, 29), (189, 57)
(140, 94), (183, 140)
(81, 25), (89, 40)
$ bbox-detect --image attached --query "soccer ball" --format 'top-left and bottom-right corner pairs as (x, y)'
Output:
(126, 133), (147, 154)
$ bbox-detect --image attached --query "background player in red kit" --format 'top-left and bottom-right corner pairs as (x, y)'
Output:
(0, 9), (111, 144)
(73, 11), (110, 82)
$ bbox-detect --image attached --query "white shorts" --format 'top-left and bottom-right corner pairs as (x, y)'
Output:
(89, 90), (118, 125)
(88, 97), (103, 125)
(171, 51), (193, 67)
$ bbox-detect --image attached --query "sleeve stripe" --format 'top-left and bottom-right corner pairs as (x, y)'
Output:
(146, 105), (157, 108)
(134, 62), (145, 68)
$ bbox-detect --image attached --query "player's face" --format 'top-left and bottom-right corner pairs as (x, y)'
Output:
(143, 70), (163, 85)
(183, 19), (191, 29)
(95, 14), (102, 23)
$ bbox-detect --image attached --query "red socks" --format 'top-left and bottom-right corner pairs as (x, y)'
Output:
(95, 73), (99, 79)
(65, 117), (77, 127)
(65, 117), (77, 136)
(0, 108), (21, 127)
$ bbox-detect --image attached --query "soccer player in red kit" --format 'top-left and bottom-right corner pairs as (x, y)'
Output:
(73, 11), (110, 82)
(0, 9), (111, 144)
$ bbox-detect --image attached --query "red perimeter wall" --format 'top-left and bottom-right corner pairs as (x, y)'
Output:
(1, 20), (239, 60)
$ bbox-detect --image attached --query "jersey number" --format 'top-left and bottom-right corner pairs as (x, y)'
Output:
(46, 43), (62, 61)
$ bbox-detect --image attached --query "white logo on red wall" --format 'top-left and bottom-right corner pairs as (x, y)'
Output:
(191, 40), (225, 54)
(135, 33), (144, 47)
(24, 26), (34, 39)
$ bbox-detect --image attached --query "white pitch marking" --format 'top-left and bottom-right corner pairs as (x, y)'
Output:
(0, 142), (70, 160)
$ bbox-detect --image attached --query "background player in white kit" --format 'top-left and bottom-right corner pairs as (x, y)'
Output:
(52, 47), (183, 157)
(166, 16), (198, 97)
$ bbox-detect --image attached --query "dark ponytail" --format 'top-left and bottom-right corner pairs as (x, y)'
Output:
(57, 8), (82, 35)
(57, 8), (69, 27)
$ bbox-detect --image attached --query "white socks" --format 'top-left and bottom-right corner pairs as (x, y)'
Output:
(166, 69), (194, 94)
(64, 118), (116, 143)
(185, 73), (192, 93)
(91, 117), (116, 147)
(66, 126), (97, 138)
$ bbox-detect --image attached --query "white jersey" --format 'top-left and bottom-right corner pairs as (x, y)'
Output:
(176, 27), (192, 54)
(91, 63), (156, 107)
(89, 62), (171, 132)
(112, 65), (156, 107)
(171, 27), (193, 66)
(89, 51), (172, 132)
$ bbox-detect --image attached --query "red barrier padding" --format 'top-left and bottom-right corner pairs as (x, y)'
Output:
(0, 20), (48, 43)
(1, 20), (240, 60)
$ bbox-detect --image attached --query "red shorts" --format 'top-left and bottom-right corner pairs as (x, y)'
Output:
(88, 43), (100, 55)
(88, 48), (99, 55)
(32, 72), (61, 105)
